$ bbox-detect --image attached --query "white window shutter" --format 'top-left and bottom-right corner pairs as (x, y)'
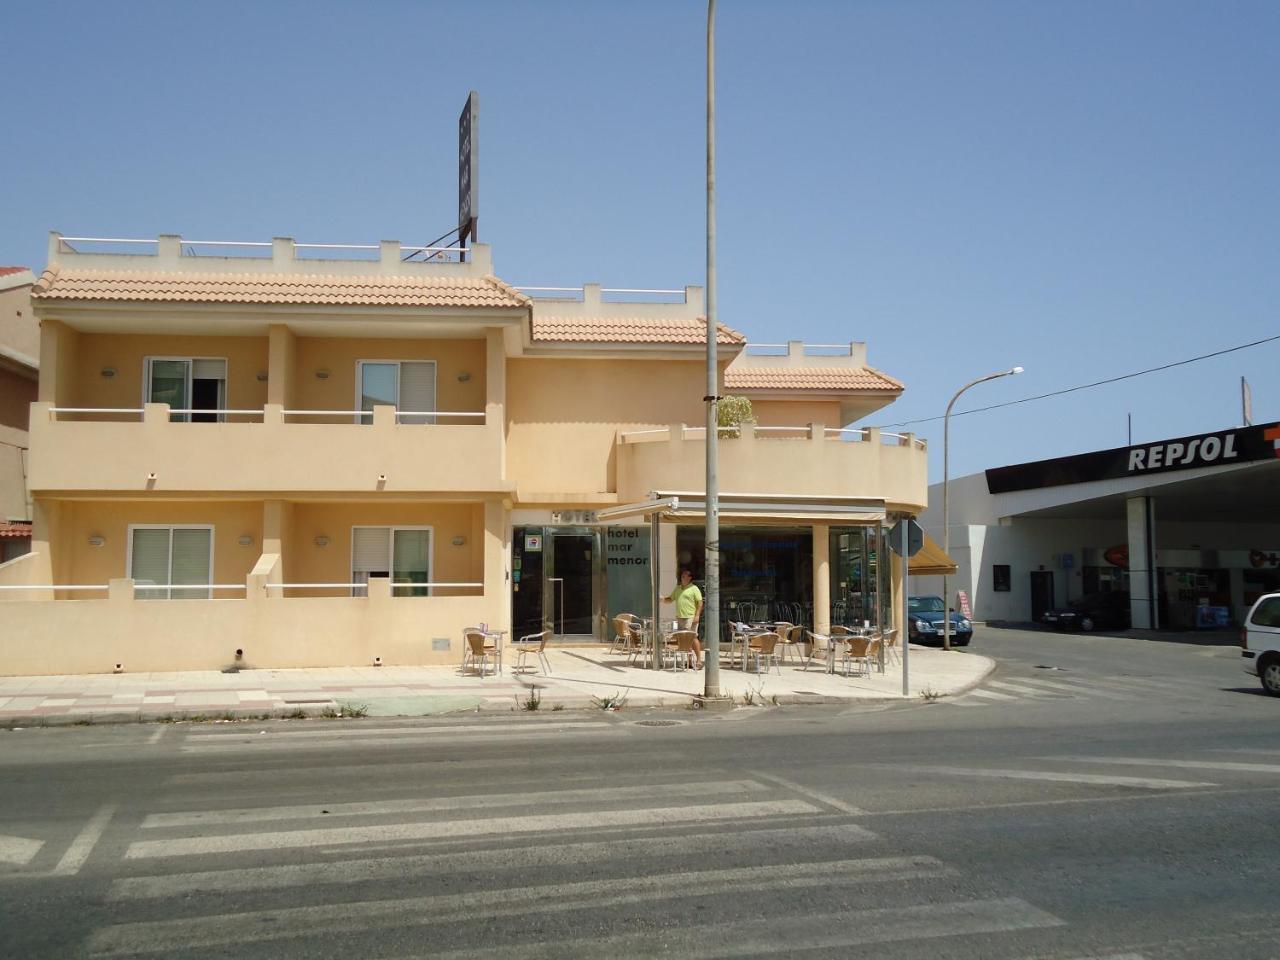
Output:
(131, 529), (170, 599)
(170, 528), (212, 599)
(398, 362), (436, 424)
(351, 527), (391, 598)
(191, 358), (226, 380)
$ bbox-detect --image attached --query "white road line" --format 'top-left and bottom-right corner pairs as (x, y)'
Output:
(1052, 756), (1280, 775)
(108, 823), (879, 901)
(747, 771), (865, 814)
(51, 803), (116, 876)
(986, 679), (1073, 698)
(404, 898), (1064, 959)
(141, 779), (769, 829)
(181, 728), (624, 752)
(146, 726), (168, 745)
(125, 798), (820, 859)
(183, 720), (613, 740)
(890, 765), (1216, 790)
(1010, 676), (1130, 700)
(963, 688), (1018, 701)
(89, 856), (961, 955)
(0, 835), (44, 866)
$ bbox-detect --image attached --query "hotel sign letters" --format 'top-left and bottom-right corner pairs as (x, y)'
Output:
(986, 421), (1280, 494)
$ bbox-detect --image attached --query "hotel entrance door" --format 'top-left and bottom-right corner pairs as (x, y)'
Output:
(511, 526), (603, 640)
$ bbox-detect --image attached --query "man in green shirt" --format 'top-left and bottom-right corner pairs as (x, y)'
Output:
(663, 568), (704, 668)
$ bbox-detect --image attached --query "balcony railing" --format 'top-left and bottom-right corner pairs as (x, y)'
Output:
(618, 424), (927, 451)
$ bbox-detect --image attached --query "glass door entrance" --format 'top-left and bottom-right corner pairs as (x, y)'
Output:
(511, 527), (603, 640)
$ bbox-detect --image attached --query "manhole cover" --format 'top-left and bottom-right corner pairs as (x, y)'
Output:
(634, 719), (682, 727)
(1033, 665), (1066, 671)
(283, 699), (334, 705)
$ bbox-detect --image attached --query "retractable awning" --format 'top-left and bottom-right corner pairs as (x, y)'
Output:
(910, 534), (959, 576)
(596, 492), (886, 524)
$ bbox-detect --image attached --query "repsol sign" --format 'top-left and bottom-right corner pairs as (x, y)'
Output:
(986, 421), (1280, 494)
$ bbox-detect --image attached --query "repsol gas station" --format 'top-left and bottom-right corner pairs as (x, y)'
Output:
(914, 420), (1280, 630)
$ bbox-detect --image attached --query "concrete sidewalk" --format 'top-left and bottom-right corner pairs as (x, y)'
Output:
(0, 644), (994, 725)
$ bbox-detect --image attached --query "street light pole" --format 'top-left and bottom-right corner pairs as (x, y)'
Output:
(703, 0), (722, 699)
(942, 365), (1024, 651)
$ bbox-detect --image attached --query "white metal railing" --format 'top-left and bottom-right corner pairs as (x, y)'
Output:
(48, 407), (482, 423)
(0, 584), (108, 591)
(57, 236), (469, 260)
(617, 424), (926, 450)
(276, 582), (484, 590)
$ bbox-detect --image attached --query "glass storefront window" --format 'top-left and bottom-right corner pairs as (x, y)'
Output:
(829, 526), (885, 629)
(676, 525), (814, 629)
(606, 526), (651, 624)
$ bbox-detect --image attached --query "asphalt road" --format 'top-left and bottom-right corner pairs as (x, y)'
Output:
(1, 626), (1275, 959)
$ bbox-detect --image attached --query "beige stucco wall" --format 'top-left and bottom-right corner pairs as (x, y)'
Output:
(0, 282), (38, 360)
(27, 403), (508, 495)
(618, 428), (928, 510)
(293, 337), (487, 420)
(507, 357), (714, 498)
(67, 333), (269, 412)
(0, 367), (34, 521)
(48, 499), (264, 589)
(286, 501), (486, 597)
(0, 590), (494, 675)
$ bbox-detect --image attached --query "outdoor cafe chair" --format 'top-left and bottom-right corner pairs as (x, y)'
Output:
(777, 624), (806, 664)
(665, 630), (700, 671)
(611, 614), (640, 656)
(880, 628), (901, 666)
(747, 632), (782, 675)
(772, 622), (794, 655)
(462, 629), (497, 677)
(803, 630), (835, 672)
(511, 629), (553, 675)
(840, 636), (880, 678)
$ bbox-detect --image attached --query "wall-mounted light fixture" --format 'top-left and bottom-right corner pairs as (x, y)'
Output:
(451, 536), (466, 546)
(237, 535), (254, 547)
(456, 371), (471, 382)
(88, 535), (106, 547)
(315, 369), (330, 380)
(314, 535), (330, 547)
(256, 371), (269, 382)
(101, 367), (117, 378)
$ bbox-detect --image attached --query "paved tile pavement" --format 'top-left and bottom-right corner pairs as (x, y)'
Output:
(0, 644), (993, 725)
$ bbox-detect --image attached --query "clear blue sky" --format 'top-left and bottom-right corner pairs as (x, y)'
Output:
(3, 0), (1276, 481)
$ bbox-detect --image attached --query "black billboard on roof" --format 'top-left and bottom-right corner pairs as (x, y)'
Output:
(985, 421), (1280, 494)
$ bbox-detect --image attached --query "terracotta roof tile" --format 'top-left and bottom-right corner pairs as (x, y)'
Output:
(0, 266), (29, 278)
(531, 315), (745, 345)
(30, 266), (529, 309)
(0, 520), (32, 538)
(724, 366), (904, 392)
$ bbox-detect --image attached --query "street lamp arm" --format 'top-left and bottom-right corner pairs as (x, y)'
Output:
(946, 367), (1024, 417)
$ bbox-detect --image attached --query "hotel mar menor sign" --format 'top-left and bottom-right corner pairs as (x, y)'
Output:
(986, 421), (1280, 495)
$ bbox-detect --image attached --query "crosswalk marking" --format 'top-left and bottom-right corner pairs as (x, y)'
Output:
(0, 835), (44, 866)
(124, 798), (822, 859)
(52, 804), (116, 877)
(890, 765), (1217, 790)
(88, 856), (962, 955)
(379, 898), (1065, 960)
(986, 679), (1073, 698)
(108, 823), (880, 901)
(1053, 756), (1280, 775)
(141, 779), (770, 829)
(963, 688), (1018, 700)
(747, 771), (865, 814)
(1008, 676), (1130, 700)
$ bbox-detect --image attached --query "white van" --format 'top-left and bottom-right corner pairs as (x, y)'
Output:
(1241, 592), (1280, 696)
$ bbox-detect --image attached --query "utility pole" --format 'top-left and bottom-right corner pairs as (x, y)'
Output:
(703, 0), (722, 699)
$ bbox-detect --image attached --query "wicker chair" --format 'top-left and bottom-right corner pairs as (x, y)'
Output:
(461, 629), (497, 676)
(511, 629), (553, 675)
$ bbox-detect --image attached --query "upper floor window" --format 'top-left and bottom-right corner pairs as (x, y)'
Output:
(144, 357), (227, 423)
(357, 361), (436, 424)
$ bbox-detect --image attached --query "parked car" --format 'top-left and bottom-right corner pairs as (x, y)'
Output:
(1041, 592), (1131, 632)
(907, 595), (972, 646)
(1241, 591), (1280, 696)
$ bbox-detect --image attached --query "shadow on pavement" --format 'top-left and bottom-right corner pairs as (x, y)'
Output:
(983, 621), (1242, 647)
